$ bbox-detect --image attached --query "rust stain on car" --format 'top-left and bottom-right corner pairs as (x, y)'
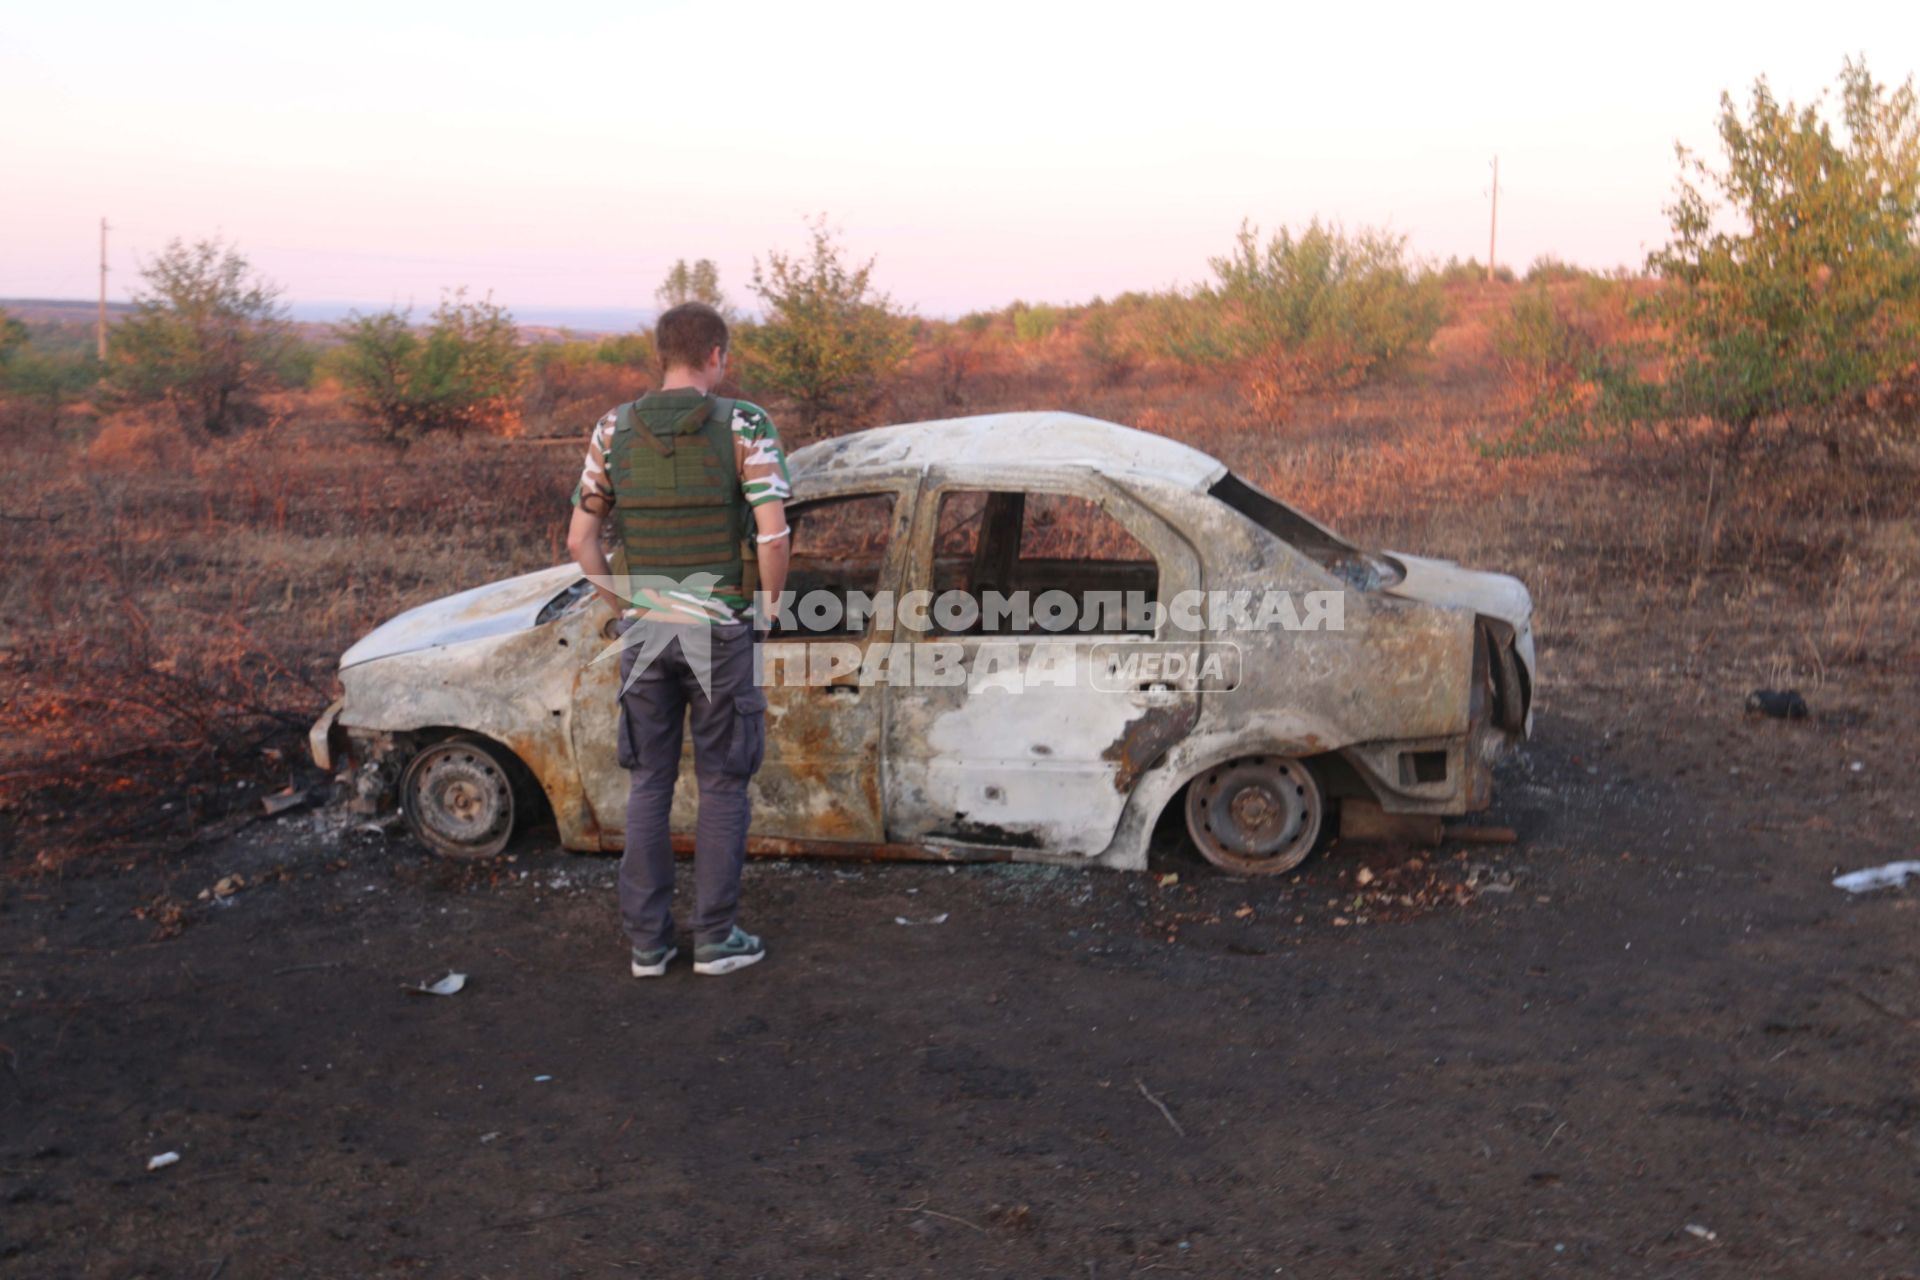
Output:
(1102, 700), (1199, 793)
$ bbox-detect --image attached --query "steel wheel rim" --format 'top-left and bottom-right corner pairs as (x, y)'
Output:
(1185, 755), (1322, 875)
(401, 740), (515, 859)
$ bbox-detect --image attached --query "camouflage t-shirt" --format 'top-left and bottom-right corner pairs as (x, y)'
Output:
(572, 396), (791, 623)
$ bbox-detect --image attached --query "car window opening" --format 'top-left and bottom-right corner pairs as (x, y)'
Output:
(775, 493), (896, 638)
(1208, 472), (1402, 591)
(932, 490), (1159, 635)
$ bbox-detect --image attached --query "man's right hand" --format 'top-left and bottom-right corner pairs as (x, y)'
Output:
(567, 505), (624, 613)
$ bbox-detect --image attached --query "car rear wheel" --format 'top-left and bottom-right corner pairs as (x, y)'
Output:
(400, 736), (517, 860)
(1184, 755), (1324, 875)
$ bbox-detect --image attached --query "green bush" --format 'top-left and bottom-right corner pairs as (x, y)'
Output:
(1202, 218), (1447, 385)
(1009, 301), (1059, 343)
(0, 345), (102, 435)
(108, 237), (294, 435)
(594, 332), (654, 369)
(1493, 286), (1594, 389)
(741, 218), (913, 430)
(1140, 291), (1239, 371)
(1069, 290), (1212, 384)
(334, 292), (528, 440)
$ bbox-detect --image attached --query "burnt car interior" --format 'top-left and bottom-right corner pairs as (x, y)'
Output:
(930, 490), (1159, 635)
(774, 492), (896, 638)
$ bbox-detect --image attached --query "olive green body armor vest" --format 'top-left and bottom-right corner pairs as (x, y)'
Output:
(607, 391), (755, 602)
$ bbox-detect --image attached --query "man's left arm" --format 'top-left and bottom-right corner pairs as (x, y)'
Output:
(753, 500), (790, 607)
(733, 402), (792, 622)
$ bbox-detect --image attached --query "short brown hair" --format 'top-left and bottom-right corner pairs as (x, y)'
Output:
(656, 302), (729, 373)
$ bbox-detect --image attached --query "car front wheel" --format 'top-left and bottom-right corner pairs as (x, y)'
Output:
(1184, 755), (1324, 875)
(400, 736), (517, 859)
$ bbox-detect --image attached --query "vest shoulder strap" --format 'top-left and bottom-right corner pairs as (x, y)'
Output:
(615, 399), (673, 458)
(702, 397), (739, 487)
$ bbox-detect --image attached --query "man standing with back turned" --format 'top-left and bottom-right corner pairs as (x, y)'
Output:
(565, 302), (791, 977)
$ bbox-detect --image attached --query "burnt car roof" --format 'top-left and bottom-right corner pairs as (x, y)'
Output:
(788, 412), (1230, 491)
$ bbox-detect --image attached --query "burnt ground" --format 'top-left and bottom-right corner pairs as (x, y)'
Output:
(3, 680), (1919, 1280)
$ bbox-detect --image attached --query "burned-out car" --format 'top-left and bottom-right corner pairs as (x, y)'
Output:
(311, 413), (1534, 875)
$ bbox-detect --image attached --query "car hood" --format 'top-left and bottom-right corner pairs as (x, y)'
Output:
(339, 564), (583, 670)
(1380, 552), (1536, 684)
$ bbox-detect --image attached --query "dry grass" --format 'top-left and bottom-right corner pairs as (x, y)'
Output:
(3, 279), (1913, 871)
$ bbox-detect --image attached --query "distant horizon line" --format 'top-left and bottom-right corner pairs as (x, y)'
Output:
(4, 259), (1578, 334)
(1, 296), (664, 333)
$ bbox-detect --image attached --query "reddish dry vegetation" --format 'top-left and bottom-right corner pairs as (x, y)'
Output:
(2, 283), (1919, 1280)
(1, 279), (1915, 870)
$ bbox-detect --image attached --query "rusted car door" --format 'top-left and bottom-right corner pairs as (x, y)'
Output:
(570, 482), (915, 849)
(883, 475), (1204, 857)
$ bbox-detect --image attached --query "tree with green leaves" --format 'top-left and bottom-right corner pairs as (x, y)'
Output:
(1491, 60), (1920, 459)
(1643, 58), (1919, 445)
(742, 219), (913, 431)
(109, 237), (293, 434)
(334, 291), (528, 440)
(655, 258), (734, 321)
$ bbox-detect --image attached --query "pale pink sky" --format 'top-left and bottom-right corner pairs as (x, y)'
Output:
(3, 0), (1913, 318)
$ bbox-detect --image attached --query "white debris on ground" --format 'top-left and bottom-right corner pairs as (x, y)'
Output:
(147, 1152), (180, 1171)
(1833, 862), (1920, 893)
(406, 973), (467, 996)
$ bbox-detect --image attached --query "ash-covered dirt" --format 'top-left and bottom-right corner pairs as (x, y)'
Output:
(3, 692), (1918, 1278)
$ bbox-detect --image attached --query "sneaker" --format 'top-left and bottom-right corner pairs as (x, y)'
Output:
(693, 926), (766, 976)
(630, 944), (678, 978)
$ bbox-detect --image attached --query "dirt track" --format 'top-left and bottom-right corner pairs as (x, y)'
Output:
(4, 684), (1919, 1278)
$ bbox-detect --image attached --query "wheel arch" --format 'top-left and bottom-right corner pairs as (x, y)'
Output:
(395, 730), (555, 859)
(403, 726), (554, 822)
(346, 723), (559, 846)
(1092, 724), (1367, 872)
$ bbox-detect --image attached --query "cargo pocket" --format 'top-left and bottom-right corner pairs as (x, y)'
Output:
(725, 686), (769, 777)
(615, 698), (643, 770)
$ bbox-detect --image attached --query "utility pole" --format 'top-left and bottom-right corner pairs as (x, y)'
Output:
(97, 217), (110, 361)
(1486, 158), (1499, 284)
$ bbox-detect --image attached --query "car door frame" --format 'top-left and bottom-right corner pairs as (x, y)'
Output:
(570, 472), (920, 849)
(882, 466), (1206, 857)
(750, 473), (922, 843)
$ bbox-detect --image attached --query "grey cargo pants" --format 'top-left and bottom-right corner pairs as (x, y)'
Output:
(614, 619), (767, 951)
